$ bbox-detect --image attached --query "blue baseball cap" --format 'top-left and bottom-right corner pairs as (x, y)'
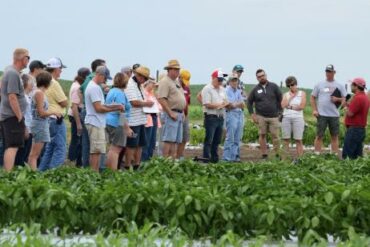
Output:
(233, 64), (244, 72)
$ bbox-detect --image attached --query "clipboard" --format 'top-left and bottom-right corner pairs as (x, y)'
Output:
(331, 88), (342, 108)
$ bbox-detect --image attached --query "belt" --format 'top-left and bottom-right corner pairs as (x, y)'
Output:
(171, 109), (183, 113)
(346, 125), (365, 129)
(204, 113), (224, 118)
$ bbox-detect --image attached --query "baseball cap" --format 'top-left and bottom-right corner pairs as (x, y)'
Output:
(350, 77), (366, 89)
(325, 64), (335, 72)
(233, 64), (244, 72)
(46, 57), (67, 69)
(77, 67), (91, 78)
(96, 66), (112, 80)
(29, 60), (46, 72)
(121, 66), (132, 74)
(211, 69), (228, 80)
(132, 63), (141, 71)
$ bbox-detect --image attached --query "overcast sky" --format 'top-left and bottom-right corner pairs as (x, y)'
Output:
(1, 0), (369, 89)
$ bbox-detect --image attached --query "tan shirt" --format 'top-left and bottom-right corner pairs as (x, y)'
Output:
(158, 75), (186, 110)
(201, 83), (227, 115)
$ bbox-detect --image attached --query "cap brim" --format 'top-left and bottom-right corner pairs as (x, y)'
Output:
(164, 66), (181, 70)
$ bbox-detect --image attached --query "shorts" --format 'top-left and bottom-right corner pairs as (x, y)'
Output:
(256, 115), (280, 137)
(126, 125), (146, 148)
(281, 117), (305, 140)
(161, 112), (183, 143)
(106, 125), (127, 147)
(182, 117), (190, 143)
(1, 116), (26, 149)
(31, 120), (50, 143)
(316, 116), (339, 137)
(86, 124), (106, 154)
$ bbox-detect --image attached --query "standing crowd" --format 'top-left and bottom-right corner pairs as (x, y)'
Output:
(0, 48), (369, 172)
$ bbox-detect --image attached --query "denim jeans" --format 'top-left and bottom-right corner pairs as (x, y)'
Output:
(142, 114), (158, 161)
(39, 118), (67, 171)
(342, 127), (366, 159)
(80, 108), (90, 167)
(0, 137), (4, 167)
(223, 111), (243, 161)
(203, 114), (224, 163)
(68, 116), (82, 166)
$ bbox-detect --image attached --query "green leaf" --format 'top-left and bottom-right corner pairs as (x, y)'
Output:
(194, 199), (201, 211)
(177, 203), (186, 217)
(325, 192), (334, 205)
(267, 211), (275, 225)
(311, 216), (320, 228)
(131, 204), (139, 219)
(184, 195), (193, 205)
(341, 190), (351, 201)
(207, 204), (216, 217)
(115, 204), (122, 214)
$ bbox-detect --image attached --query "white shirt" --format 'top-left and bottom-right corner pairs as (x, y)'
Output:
(124, 78), (147, 126)
(84, 80), (106, 128)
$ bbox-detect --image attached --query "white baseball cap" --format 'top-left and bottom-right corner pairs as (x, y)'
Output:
(46, 57), (67, 69)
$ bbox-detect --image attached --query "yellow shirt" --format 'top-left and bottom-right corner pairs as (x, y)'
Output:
(46, 78), (67, 115)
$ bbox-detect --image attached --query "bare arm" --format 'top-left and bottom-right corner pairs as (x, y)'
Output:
(35, 92), (59, 117)
(8, 93), (22, 121)
(58, 100), (68, 108)
(71, 103), (82, 133)
(281, 93), (289, 108)
(93, 101), (123, 113)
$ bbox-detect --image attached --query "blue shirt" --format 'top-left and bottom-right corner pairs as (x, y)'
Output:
(226, 86), (243, 112)
(106, 88), (131, 127)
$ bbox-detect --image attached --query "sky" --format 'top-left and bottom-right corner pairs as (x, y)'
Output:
(1, 0), (370, 89)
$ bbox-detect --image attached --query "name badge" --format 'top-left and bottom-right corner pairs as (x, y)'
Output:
(257, 89), (263, 94)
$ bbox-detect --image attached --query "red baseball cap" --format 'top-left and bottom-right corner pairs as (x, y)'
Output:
(211, 69), (228, 79)
(351, 77), (366, 88)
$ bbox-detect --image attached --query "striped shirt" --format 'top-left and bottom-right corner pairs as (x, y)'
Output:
(124, 77), (147, 126)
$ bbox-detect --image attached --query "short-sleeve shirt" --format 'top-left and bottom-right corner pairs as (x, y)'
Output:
(85, 80), (106, 128)
(345, 92), (370, 127)
(311, 80), (347, 117)
(106, 87), (131, 127)
(124, 77), (147, 126)
(226, 86), (243, 112)
(201, 83), (227, 115)
(158, 75), (186, 111)
(0, 65), (28, 120)
(46, 78), (68, 116)
(68, 81), (82, 116)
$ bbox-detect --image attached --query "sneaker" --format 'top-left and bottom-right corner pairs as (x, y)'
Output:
(262, 154), (268, 159)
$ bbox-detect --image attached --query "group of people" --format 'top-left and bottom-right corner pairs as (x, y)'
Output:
(0, 48), (191, 172)
(0, 48), (369, 172)
(198, 64), (370, 163)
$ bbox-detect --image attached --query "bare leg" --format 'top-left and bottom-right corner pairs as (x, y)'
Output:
(3, 147), (18, 172)
(162, 142), (172, 158)
(296, 140), (303, 157)
(314, 136), (323, 154)
(331, 135), (339, 155)
(134, 147), (142, 166)
(28, 143), (45, 171)
(259, 134), (267, 156)
(89, 153), (100, 172)
(106, 145), (122, 170)
(177, 142), (186, 159)
(282, 139), (290, 159)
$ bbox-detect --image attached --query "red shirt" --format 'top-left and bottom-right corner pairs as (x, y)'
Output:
(182, 85), (191, 116)
(345, 92), (370, 127)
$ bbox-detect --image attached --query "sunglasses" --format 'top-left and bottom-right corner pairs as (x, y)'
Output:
(217, 78), (224, 83)
(24, 55), (30, 60)
(288, 84), (297, 88)
(257, 74), (265, 79)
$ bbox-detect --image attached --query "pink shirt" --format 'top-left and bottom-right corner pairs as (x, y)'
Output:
(144, 90), (162, 128)
(68, 81), (82, 116)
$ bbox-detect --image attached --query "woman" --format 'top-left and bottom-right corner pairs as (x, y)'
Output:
(28, 72), (61, 170)
(67, 67), (90, 166)
(105, 72), (133, 170)
(141, 80), (162, 161)
(281, 76), (306, 161)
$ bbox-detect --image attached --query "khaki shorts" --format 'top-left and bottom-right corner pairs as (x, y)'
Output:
(257, 115), (280, 137)
(86, 124), (106, 154)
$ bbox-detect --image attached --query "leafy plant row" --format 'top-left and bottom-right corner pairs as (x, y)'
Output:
(0, 156), (370, 242)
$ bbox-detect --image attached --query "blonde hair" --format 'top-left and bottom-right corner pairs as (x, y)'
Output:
(13, 48), (29, 60)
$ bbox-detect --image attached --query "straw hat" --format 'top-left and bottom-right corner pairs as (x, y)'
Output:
(135, 66), (153, 80)
(180, 69), (191, 86)
(164, 59), (181, 70)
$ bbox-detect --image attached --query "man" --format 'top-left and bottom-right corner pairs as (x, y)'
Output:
(121, 66), (133, 78)
(342, 78), (369, 159)
(247, 69), (282, 159)
(223, 74), (245, 162)
(310, 64), (346, 155)
(84, 66), (123, 171)
(176, 69), (191, 160)
(201, 69), (229, 163)
(38, 57), (68, 171)
(232, 64), (247, 99)
(158, 60), (186, 159)
(79, 59), (106, 167)
(124, 66), (154, 168)
(0, 48), (30, 171)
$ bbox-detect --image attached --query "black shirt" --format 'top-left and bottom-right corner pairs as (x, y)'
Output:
(247, 82), (282, 118)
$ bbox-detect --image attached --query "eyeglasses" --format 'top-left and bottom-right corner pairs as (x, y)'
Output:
(257, 74), (265, 79)
(217, 78), (224, 83)
(24, 56), (30, 60)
